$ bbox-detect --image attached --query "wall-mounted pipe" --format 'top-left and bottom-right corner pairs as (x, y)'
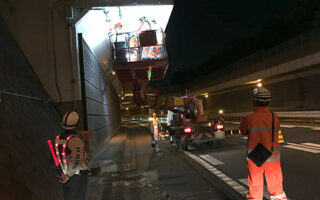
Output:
(66, 3), (77, 108)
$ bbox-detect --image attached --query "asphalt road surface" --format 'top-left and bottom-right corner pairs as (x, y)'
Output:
(86, 121), (320, 200)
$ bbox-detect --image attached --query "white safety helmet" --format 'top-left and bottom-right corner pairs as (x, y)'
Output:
(252, 87), (271, 105)
(61, 111), (80, 130)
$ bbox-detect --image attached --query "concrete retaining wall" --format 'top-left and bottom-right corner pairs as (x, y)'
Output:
(0, 17), (63, 200)
(204, 67), (320, 113)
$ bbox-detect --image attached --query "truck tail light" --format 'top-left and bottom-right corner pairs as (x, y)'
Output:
(184, 127), (192, 133)
(216, 124), (223, 130)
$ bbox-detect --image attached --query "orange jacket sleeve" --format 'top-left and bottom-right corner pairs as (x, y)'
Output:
(239, 117), (249, 136)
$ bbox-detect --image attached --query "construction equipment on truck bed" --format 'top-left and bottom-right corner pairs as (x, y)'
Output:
(158, 91), (226, 151)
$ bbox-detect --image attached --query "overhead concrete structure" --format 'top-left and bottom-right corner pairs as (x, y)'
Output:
(74, 0), (173, 8)
(0, 0), (173, 112)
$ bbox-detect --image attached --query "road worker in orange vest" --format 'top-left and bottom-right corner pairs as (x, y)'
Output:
(240, 87), (287, 200)
(151, 112), (161, 152)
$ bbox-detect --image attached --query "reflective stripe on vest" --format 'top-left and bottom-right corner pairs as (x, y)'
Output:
(270, 192), (287, 200)
(249, 126), (280, 133)
(247, 147), (281, 162)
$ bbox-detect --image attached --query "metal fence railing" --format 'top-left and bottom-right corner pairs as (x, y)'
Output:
(111, 29), (167, 63)
(114, 44), (167, 63)
(208, 111), (320, 125)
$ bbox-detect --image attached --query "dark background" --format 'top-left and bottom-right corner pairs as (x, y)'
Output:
(153, 0), (319, 90)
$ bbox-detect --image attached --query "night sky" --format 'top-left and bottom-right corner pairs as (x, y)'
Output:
(165, 0), (301, 71)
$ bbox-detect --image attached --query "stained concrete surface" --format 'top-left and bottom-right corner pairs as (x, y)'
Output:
(85, 123), (237, 200)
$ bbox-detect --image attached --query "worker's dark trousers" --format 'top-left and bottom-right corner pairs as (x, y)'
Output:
(151, 131), (155, 145)
(63, 174), (88, 200)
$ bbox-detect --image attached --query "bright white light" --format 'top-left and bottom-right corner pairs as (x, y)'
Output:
(257, 83), (263, 88)
(76, 5), (173, 54)
(76, 11), (110, 48)
(219, 110), (223, 114)
(105, 5), (173, 33)
(148, 117), (153, 121)
(112, 71), (116, 75)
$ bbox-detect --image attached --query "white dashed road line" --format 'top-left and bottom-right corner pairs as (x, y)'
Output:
(301, 142), (320, 148)
(185, 151), (292, 200)
(200, 154), (224, 166)
(284, 142), (320, 154)
(184, 151), (248, 197)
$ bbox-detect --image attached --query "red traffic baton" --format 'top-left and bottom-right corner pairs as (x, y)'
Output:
(48, 140), (64, 177)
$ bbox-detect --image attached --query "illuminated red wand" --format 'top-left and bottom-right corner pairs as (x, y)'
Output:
(48, 140), (64, 178)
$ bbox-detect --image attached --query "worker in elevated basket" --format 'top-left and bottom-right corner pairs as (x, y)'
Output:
(54, 111), (92, 200)
(240, 87), (287, 200)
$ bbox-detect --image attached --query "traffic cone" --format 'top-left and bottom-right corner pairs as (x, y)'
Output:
(278, 130), (285, 144)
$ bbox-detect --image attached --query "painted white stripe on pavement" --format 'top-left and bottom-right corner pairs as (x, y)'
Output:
(184, 151), (248, 197)
(284, 143), (320, 154)
(301, 142), (320, 148)
(200, 154), (224, 166)
(286, 142), (320, 150)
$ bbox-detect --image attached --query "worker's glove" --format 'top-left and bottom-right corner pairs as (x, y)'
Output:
(58, 174), (69, 184)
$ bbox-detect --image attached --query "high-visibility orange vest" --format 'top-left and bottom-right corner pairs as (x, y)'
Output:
(240, 107), (281, 162)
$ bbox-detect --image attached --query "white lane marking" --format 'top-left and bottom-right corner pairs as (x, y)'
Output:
(200, 154), (224, 166)
(284, 142), (320, 153)
(184, 151), (248, 197)
(301, 142), (320, 148)
(239, 179), (270, 199)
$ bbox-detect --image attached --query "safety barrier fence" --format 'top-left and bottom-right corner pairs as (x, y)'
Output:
(209, 111), (320, 125)
(112, 29), (167, 63)
(114, 44), (167, 63)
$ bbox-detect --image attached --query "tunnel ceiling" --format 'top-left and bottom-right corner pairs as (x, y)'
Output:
(75, 0), (173, 8)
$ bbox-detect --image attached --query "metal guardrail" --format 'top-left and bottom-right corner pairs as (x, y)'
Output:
(223, 111), (320, 118)
(112, 29), (167, 63)
(114, 44), (167, 63)
(212, 111), (320, 125)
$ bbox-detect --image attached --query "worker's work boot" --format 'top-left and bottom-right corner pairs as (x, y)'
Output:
(155, 142), (161, 152)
